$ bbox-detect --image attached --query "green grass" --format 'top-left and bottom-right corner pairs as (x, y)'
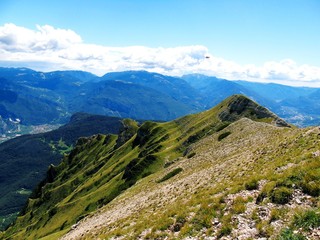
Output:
(231, 196), (247, 214)
(269, 208), (285, 223)
(293, 209), (320, 230)
(279, 228), (306, 240)
(277, 209), (320, 240)
(245, 178), (259, 190)
(270, 187), (293, 204)
(217, 225), (232, 238)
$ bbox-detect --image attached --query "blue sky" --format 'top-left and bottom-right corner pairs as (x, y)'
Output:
(0, 0), (320, 86)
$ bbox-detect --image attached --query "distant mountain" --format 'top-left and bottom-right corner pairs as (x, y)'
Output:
(0, 112), (125, 230)
(102, 71), (203, 109)
(182, 74), (267, 107)
(183, 74), (320, 126)
(236, 80), (315, 101)
(1, 67), (320, 127)
(0, 68), (98, 86)
(0, 67), (91, 125)
(0, 68), (203, 128)
(69, 79), (199, 121)
(4, 95), (319, 239)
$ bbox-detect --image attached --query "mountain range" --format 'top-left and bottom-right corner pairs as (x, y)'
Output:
(1, 95), (319, 239)
(0, 67), (320, 132)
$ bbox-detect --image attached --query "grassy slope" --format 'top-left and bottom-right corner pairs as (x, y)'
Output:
(4, 95), (315, 240)
(66, 119), (319, 240)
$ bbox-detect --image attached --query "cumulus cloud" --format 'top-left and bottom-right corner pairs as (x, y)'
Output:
(1, 23), (320, 87)
(0, 23), (82, 52)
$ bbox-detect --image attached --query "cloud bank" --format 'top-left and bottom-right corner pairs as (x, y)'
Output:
(1, 23), (320, 87)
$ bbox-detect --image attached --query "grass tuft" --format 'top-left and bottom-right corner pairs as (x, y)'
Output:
(245, 178), (259, 190)
(279, 228), (306, 240)
(270, 187), (293, 204)
(293, 209), (320, 230)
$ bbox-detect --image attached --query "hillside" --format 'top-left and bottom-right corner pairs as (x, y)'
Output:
(3, 95), (319, 239)
(0, 113), (125, 230)
(62, 119), (319, 240)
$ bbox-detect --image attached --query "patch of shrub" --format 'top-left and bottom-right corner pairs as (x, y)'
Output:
(301, 181), (320, 197)
(60, 220), (68, 230)
(173, 215), (186, 232)
(123, 155), (158, 181)
(187, 152), (196, 158)
(256, 181), (276, 204)
(269, 208), (282, 222)
(270, 187), (293, 204)
(216, 122), (230, 132)
(218, 131), (231, 141)
(186, 133), (203, 145)
(157, 168), (183, 183)
(293, 209), (320, 230)
(48, 206), (57, 218)
(217, 224), (232, 237)
(245, 179), (259, 190)
(256, 220), (274, 237)
(76, 214), (89, 223)
(231, 196), (246, 214)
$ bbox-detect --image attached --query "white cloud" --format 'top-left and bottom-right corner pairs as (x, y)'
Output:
(1, 23), (320, 87)
(0, 23), (82, 52)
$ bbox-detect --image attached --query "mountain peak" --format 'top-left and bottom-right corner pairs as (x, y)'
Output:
(218, 95), (290, 127)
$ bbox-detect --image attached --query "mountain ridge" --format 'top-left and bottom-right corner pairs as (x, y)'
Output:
(4, 95), (315, 240)
(58, 97), (319, 240)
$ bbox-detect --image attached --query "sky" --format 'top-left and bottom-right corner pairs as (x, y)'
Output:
(0, 0), (320, 87)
